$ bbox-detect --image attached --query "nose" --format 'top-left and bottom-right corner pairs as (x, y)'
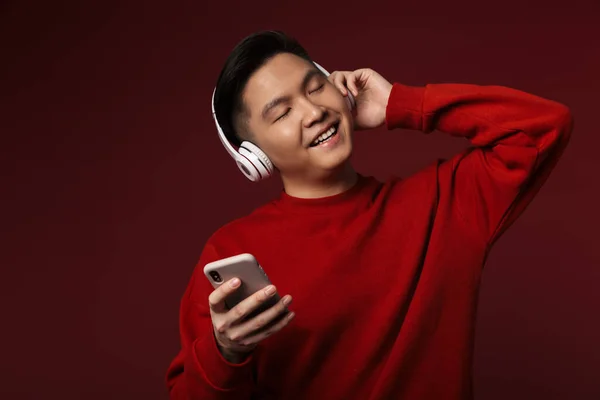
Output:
(301, 98), (326, 128)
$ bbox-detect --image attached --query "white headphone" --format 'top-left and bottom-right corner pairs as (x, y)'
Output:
(210, 62), (356, 182)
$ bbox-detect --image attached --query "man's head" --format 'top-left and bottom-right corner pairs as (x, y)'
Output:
(213, 31), (354, 183)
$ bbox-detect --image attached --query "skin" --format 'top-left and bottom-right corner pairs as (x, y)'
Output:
(209, 53), (394, 362)
(240, 53), (357, 198)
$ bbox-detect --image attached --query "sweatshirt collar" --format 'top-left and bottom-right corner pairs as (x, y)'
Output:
(272, 174), (378, 215)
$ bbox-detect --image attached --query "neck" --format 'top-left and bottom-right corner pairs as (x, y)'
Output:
(280, 163), (358, 199)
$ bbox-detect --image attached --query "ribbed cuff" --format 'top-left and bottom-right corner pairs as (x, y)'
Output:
(385, 83), (426, 131)
(191, 331), (254, 390)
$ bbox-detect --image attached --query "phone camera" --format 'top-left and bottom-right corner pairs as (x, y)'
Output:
(209, 271), (223, 283)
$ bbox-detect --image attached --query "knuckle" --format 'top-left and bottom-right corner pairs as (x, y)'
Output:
(208, 295), (218, 308)
(220, 284), (232, 294)
(224, 328), (239, 341)
(255, 291), (266, 302)
(227, 333), (238, 342)
(214, 322), (226, 334)
(234, 305), (245, 318)
(254, 318), (267, 330)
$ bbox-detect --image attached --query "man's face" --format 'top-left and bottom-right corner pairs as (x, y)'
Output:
(241, 53), (354, 180)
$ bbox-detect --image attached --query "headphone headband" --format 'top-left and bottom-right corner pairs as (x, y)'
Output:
(211, 88), (239, 161)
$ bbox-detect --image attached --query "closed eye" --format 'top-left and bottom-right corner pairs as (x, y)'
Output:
(275, 108), (291, 122)
(309, 84), (325, 94)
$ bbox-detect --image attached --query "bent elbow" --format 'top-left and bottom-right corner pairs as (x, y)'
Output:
(554, 103), (574, 137)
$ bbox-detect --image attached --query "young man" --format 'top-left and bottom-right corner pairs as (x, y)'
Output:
(166, 31), (572, 399)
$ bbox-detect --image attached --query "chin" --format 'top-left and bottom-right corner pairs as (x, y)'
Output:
(316, 138), (353, 172)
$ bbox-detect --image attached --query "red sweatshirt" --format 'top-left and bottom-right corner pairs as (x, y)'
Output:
(166, 83), (572, 399)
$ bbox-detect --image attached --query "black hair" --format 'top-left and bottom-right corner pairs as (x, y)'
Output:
(213, 30), (313, 146)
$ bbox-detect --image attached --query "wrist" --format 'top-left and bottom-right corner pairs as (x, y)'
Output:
(220, 347), (251, 364)
(215, 339), (252, 364)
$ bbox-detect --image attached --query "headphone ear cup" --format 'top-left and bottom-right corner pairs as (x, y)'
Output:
(234, 156), (262, 182)
(239, 141), (274, 180)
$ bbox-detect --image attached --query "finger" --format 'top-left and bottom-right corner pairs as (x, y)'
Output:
(333, 73), (349, 96)
(346, 73), (360, 97)
(208, 278), (241, 313)
(228, 294), (293, 341)
(241, 310), (296, 346)
(226, 284), (280, 325)
(327, 71), (339, 89)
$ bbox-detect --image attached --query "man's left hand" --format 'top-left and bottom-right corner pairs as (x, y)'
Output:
(328, 68), (393, 130)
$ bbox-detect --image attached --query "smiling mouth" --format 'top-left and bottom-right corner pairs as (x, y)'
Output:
(310, 123), (339, 147)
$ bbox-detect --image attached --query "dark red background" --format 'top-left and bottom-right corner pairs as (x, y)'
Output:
(2, 1), (598, 399)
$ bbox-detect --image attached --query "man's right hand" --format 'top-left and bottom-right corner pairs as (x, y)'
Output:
(208, 278), (295, 363)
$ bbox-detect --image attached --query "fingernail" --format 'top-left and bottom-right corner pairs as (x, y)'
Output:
(283, 295), (292, 305)
(230, 278), (240, 287)
(287, 312), (295, 319)
(265, 285), (276, 296)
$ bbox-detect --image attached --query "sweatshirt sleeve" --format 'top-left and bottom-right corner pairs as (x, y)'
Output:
(385, 83), (573, 246)
(166, 242), (256, 399)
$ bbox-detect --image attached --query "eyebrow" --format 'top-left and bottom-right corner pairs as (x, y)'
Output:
(261, 68), (323, 120)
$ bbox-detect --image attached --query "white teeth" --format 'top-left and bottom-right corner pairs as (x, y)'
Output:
(311, 125), (337, 146)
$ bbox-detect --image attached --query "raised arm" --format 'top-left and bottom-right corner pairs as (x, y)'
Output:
(385, 82), (573, 245)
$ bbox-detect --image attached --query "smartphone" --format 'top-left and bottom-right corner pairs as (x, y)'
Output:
(203, 253), (280, 318)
